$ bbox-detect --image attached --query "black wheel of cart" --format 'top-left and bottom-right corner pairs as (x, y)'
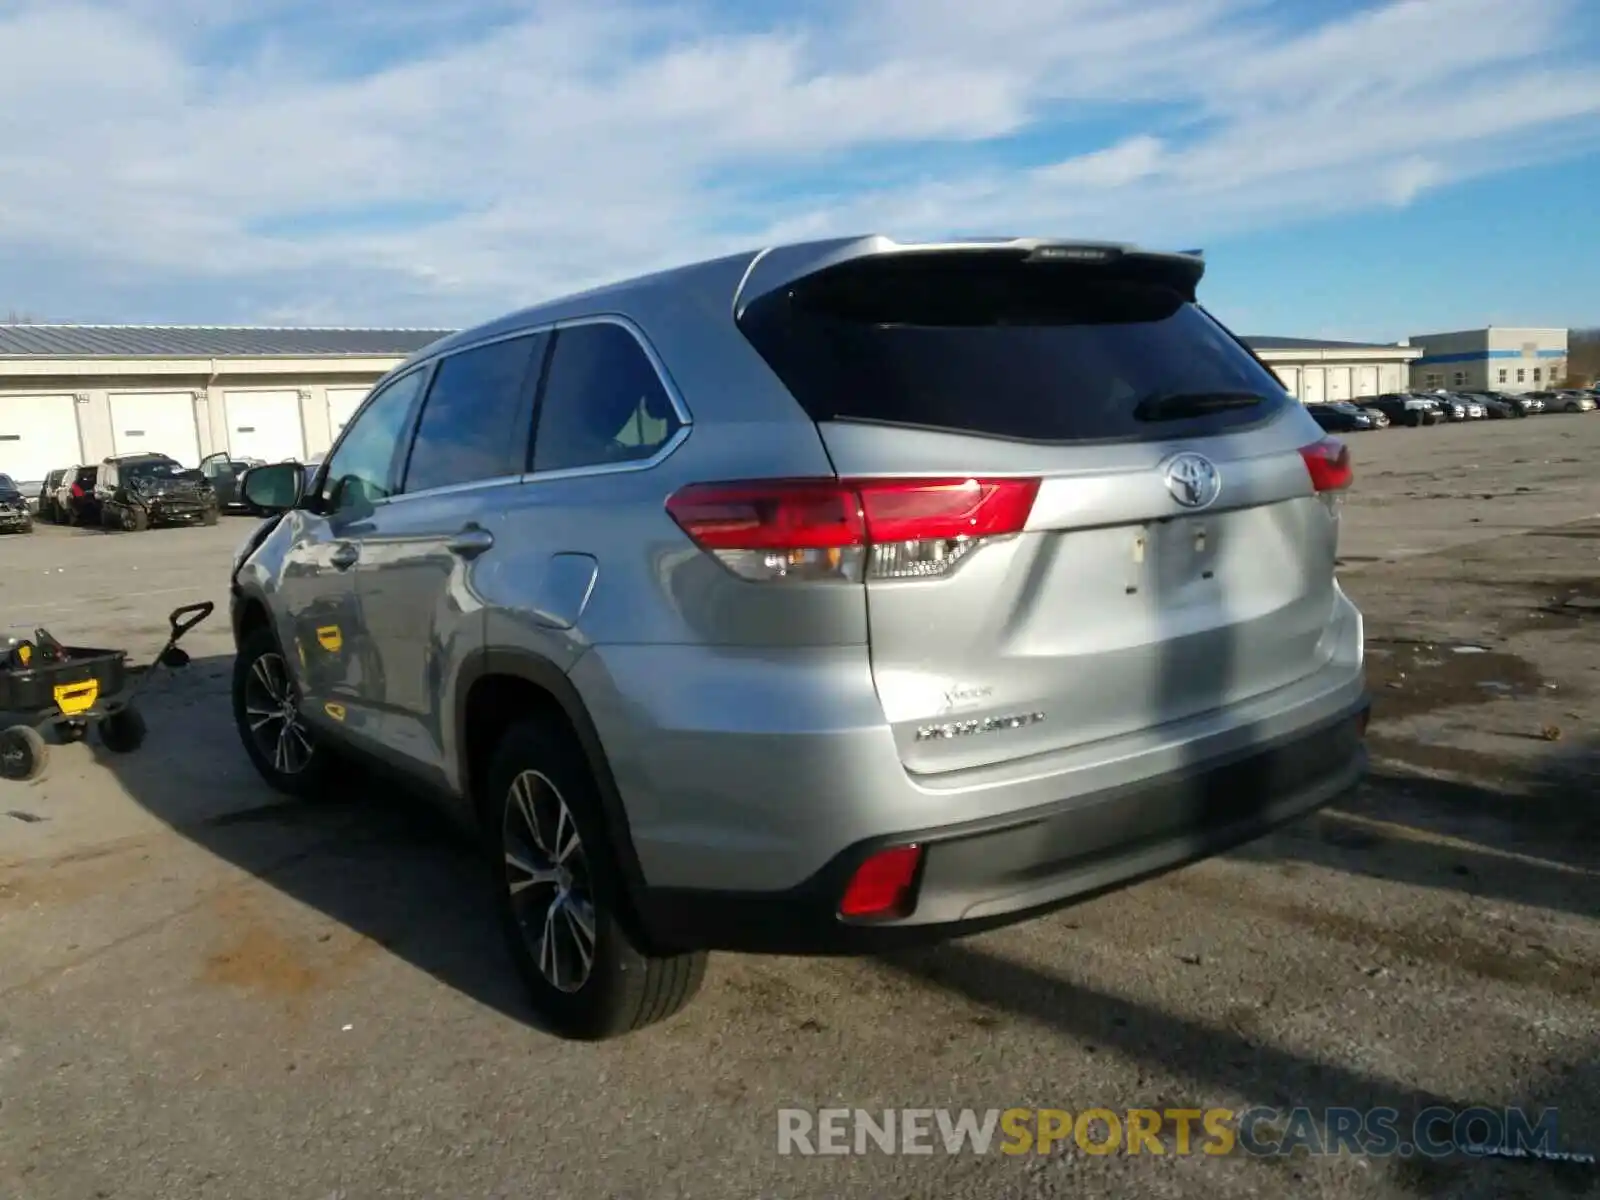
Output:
(98, 705), (148, 754)
(0, 725), (48, 782)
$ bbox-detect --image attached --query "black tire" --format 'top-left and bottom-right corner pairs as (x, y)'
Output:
(0, 725), (48, 782)
(485, 716), (706, 1040)
(125, 506), (149, 532)
(97, 705), (148, 753)
(232, 625), (334, 798)
(202, 505), (219, 526)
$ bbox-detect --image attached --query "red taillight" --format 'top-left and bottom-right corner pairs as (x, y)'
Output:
(839, 845), (923, 919)
(71, 483), (84, 498)
(664, 477), (1039, 582)
(1299, 437), (1353, 493)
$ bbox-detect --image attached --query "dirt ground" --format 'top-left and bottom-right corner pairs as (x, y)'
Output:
(1, 414), (1597, 1200)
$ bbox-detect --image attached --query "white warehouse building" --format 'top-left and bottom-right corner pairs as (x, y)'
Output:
(0, 323), (1428, 490)
(1243, 336), (1424, 404)
(0, 325), (451, 489)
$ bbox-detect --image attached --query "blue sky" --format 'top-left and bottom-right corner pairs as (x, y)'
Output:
(1, 0), (1597, 341)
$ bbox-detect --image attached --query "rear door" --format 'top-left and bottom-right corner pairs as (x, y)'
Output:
(735, 247), (1347, 774)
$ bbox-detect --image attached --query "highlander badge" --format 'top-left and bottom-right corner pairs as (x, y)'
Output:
(916, 712), (1045, 742)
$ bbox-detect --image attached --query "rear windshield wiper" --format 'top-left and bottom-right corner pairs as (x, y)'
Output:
(1132, 390), (1266, 422)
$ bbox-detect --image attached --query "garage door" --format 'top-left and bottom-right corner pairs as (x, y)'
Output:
(325, 387), (370, 444)
(1355, 366), (1379, 397)
(1301, 368), (1326, 405)
(0, 393), (83, 486)
(110, 392), (201, 466)
(1326, 367), (1351, 402)
(224, 390), (305, 462)
(1272, 366), (1300, 398)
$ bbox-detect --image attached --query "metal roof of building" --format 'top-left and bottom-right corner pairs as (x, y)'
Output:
(0, 324), (456, 359)
(1243, 335), (1413, 353)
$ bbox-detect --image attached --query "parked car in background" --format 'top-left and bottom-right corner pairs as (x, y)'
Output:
(1356, 404), (1390, 428)
(228, 236), (1371, 1040)
(98, 453), (220, 531)
(1527, 390), (1594, 414)
(1432, 394), (1468, 421)
(1470, 394), (1519, 419)
(1478, 390), (1541, 415)
(1307, 402), (1374, 433)
(200, 453), (265, 513)
(58, 464), (101, 526)
(35, 469), (68, 522)
(1369, 393), (1444, 426)
(0, 473), (33, 534)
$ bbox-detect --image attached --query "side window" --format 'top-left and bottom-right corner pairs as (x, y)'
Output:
(320, 369), (428, 515)
(401, 333), (544, 494)
(532, 322), (682, 474)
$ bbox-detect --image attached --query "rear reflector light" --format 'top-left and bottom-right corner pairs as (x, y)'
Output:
(1299, 437), (1353, 493)
(71, 483), (84, 498)
(665, 477), (1039, 582)
(839, 845), (923, 919)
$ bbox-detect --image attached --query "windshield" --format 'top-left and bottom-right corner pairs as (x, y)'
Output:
(0, 474), (16, 491)
(125, 460), (188, 480)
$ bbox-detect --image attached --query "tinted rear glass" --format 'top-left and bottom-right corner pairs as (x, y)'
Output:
(737, 252), (1290, 443)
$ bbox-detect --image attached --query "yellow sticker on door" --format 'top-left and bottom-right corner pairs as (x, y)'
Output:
(315, 625), (343, 653)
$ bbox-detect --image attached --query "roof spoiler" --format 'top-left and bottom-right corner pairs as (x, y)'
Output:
(733, 236), (1207, 315)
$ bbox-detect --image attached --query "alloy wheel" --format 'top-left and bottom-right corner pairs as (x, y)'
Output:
(242, 651), (314, 775)
(503, 769), (598, 994)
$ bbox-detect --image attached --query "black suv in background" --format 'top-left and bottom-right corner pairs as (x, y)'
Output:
(0, 473), (33, 534)
(1368, 393), (1445, 427)
(97, 454), (219, 531)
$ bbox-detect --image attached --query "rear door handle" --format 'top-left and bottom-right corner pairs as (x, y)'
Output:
(329, 542), (359, 570)
(446, 526), (495, 558)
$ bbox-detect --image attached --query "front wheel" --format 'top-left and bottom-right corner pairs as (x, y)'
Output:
(202, 505), (219, 526)
(486, 717), (707, 1039)
(232, 626), (333, 797)
(0, 725), (48, 782)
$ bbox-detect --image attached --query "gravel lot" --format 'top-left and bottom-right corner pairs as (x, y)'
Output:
(2, 415), (1598, 1200)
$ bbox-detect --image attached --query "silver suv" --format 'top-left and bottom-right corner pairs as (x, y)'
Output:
(230, 237), (1370, 1040)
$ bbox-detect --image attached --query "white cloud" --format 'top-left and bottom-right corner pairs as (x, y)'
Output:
(0, 0), (1597, 324)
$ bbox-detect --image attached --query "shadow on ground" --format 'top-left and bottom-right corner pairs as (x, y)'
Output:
(79, 648), (1600, 1198)
(874, 941), (1599, 1198)
(81, 651), (531, 1025)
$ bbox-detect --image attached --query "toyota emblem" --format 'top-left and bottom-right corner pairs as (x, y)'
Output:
(1163, 452), (1221, 510)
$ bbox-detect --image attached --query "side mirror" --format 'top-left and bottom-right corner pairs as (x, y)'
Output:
(240, 462), (306, 515)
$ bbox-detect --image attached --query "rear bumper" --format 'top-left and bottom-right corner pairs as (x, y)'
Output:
(637, 697), (1369, 955)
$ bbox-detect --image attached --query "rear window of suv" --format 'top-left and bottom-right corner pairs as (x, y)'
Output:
(736, 250), (1291, 444)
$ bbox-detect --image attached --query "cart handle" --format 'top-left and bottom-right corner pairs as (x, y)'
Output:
(168, 601), (215, 639)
